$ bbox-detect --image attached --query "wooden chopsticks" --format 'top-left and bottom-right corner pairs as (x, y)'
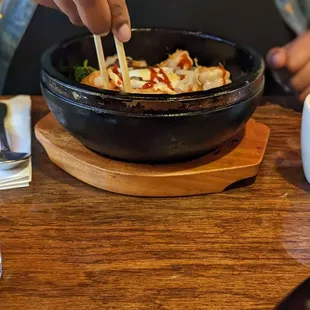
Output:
(93, 35), (110, 89)
(113, 36), (132, 93)
(93, 34), (133, 93)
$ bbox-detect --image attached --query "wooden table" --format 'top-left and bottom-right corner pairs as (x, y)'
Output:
(0, 96), (310, 309)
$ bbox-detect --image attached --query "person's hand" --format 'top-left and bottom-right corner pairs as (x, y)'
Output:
(36, 0), (131, 42)
(267, 30), (310, 102)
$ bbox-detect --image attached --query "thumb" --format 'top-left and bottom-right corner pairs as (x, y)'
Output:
(266, 47), (287, 70)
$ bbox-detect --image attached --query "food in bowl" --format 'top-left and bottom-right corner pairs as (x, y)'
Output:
(75, 49), (232, 95)
(40, 29), (265, 163)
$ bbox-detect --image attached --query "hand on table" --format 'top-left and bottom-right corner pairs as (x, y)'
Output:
(267, 30), (310, 102)
(35, 0), (131, 42)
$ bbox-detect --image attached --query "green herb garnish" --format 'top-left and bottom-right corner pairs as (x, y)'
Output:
(73, 60), (97, 82)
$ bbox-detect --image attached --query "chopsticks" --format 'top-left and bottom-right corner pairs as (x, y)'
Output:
(93, 35), (109, 89)
(93, 34), (133, 93)
(114, 36), (133, 92)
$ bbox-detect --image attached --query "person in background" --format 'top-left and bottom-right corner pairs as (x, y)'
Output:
(0, 0), (37, 93)
(0, 0), (309, 100)
(268, 0), (310, 101)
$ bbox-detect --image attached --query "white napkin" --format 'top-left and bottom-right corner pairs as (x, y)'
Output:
(0, 96), (32, 190)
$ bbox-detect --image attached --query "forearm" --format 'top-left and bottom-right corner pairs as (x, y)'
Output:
(0, 0), (37, 94)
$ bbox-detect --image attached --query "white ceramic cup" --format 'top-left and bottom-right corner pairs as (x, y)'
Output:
(301, 94), (310, 183)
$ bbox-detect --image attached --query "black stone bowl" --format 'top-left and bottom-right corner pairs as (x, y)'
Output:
(40, 28), (265, 163)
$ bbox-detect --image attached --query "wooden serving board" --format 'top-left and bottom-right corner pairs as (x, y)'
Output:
(35, 113), (270, 197)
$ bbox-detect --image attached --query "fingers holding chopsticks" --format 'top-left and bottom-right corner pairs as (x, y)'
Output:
(75, 0), (131, 41)
(108, 0), (131, 42)
(35, 0), (131, 42)
(73, 0), (112, 35)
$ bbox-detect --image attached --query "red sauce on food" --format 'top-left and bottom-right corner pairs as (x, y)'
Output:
(179, 54), (192, 69)
(180, 74), (186, 80)
(149, 67), (157, 81)
(158, 68), (173, 90)
(112, 65), (119, 75)
(220, 66), (227, 85)
(142, 81), (156, 89)
(112, 65), (123, 86)
(146, 67), (174, 91)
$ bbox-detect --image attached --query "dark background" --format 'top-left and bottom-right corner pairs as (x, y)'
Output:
(3, 0), (295, 95)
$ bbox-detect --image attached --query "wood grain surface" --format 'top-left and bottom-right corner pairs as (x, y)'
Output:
(0, 96), (310, 310)
(35, 114), (270, 197)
